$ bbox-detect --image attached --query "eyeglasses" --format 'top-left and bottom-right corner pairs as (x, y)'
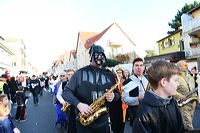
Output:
(60, 75), (65, 77)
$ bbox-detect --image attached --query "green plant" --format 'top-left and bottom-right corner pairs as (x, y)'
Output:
(190, 41), (200, 45)
(102, 58), (119, 67)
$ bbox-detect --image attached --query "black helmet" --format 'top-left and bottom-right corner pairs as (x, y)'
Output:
(89, 44), (107, 63)
(89, 45), (104, 56)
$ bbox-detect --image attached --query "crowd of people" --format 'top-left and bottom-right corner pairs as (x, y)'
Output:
(0, 71), (51, 133)
(0, 44), (200, 133)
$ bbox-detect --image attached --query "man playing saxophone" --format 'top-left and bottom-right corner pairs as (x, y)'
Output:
(176, 60), (197, 130)
(57, 69), (75, 133)
(62, 44), (120, 133)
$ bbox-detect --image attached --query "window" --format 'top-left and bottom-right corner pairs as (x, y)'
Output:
(161, 40), (165, 49)
(179, 40), (184, 51)
(168, 38), (172, 47)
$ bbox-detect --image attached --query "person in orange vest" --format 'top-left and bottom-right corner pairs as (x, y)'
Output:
(109, 66), (128, 133)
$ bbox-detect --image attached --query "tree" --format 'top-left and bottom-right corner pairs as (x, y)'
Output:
(167, 1), (200, 34)
(145, 49), (157, 57)
(102, 58), (119, 67)
(115, 54), (130, 64)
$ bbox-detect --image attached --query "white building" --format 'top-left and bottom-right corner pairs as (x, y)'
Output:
(0, 36), (14, 74)
(75, 22), (137, 69)
(181, 5), (200, 71)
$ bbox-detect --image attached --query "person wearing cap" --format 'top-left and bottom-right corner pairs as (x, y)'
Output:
(109, 66), (127, 133)
(122, 57), (148, 126)
(176, 60), (197, 130)
(62, 44), (120, 133)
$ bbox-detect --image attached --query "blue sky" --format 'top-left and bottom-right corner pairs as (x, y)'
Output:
(0, 0), (198, 71)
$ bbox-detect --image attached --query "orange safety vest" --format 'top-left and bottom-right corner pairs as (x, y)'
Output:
(115, 78), (128, 122)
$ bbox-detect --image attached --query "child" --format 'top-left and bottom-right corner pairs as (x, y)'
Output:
(132, 61), (185, 133)
(0, 94), (20, 133)
(15, 86), (29, 121)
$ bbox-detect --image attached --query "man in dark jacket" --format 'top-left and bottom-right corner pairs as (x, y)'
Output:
(62, 44), (120, 133)
(29, 75), (40, 105)
(15, 86), (29, 121)
(132, 61), (185, 133)
(8, 77), (18, 104)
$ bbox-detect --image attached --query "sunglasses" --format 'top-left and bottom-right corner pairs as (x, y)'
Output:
(60, 75), (65, 77)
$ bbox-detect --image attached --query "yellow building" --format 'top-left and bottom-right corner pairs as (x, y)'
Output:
(145, 29), (185, 65)
(157, 29), (183, 55)
(145, 5), (200, 70)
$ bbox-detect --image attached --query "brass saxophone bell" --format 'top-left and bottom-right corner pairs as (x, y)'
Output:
(61, 102), (70, 112)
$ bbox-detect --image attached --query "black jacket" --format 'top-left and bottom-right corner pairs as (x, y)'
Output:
(15, 91), (29, 106)
(8, 79), (18, 95)
(29, 79), (40, 95)
(132, 91), (185, 133)
(62, 65), (120, 127)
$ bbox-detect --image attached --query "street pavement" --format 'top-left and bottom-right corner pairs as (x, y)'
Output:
(11, 91), (66, 133)
(11, 91), (200, 133)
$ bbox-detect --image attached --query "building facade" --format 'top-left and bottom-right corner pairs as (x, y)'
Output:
(0, 36), (14, 74)
(145, 5), (200, 71)
(181, 5), (200, 71)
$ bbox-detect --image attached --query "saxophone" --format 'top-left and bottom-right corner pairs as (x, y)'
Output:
(61, 102), (70, 112)
(177, 87), (199, 107)
(79, 83), (118, 126)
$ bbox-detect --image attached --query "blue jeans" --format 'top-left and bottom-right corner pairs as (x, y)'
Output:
(33, 93), (39, 104)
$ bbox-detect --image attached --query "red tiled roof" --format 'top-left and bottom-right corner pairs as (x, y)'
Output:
(83, 22), (136, 49)
(79, 32), (98, 47)
(74, 32), (98, 57)
(84, 23), (114, 49)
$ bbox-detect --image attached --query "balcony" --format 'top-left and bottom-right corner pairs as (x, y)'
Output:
(189, 41), (200, 57)
(190, 41), (200, 48)
(183, 15), (200, 33)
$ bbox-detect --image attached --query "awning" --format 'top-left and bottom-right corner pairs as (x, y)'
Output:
(144, 51), (186, 64)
